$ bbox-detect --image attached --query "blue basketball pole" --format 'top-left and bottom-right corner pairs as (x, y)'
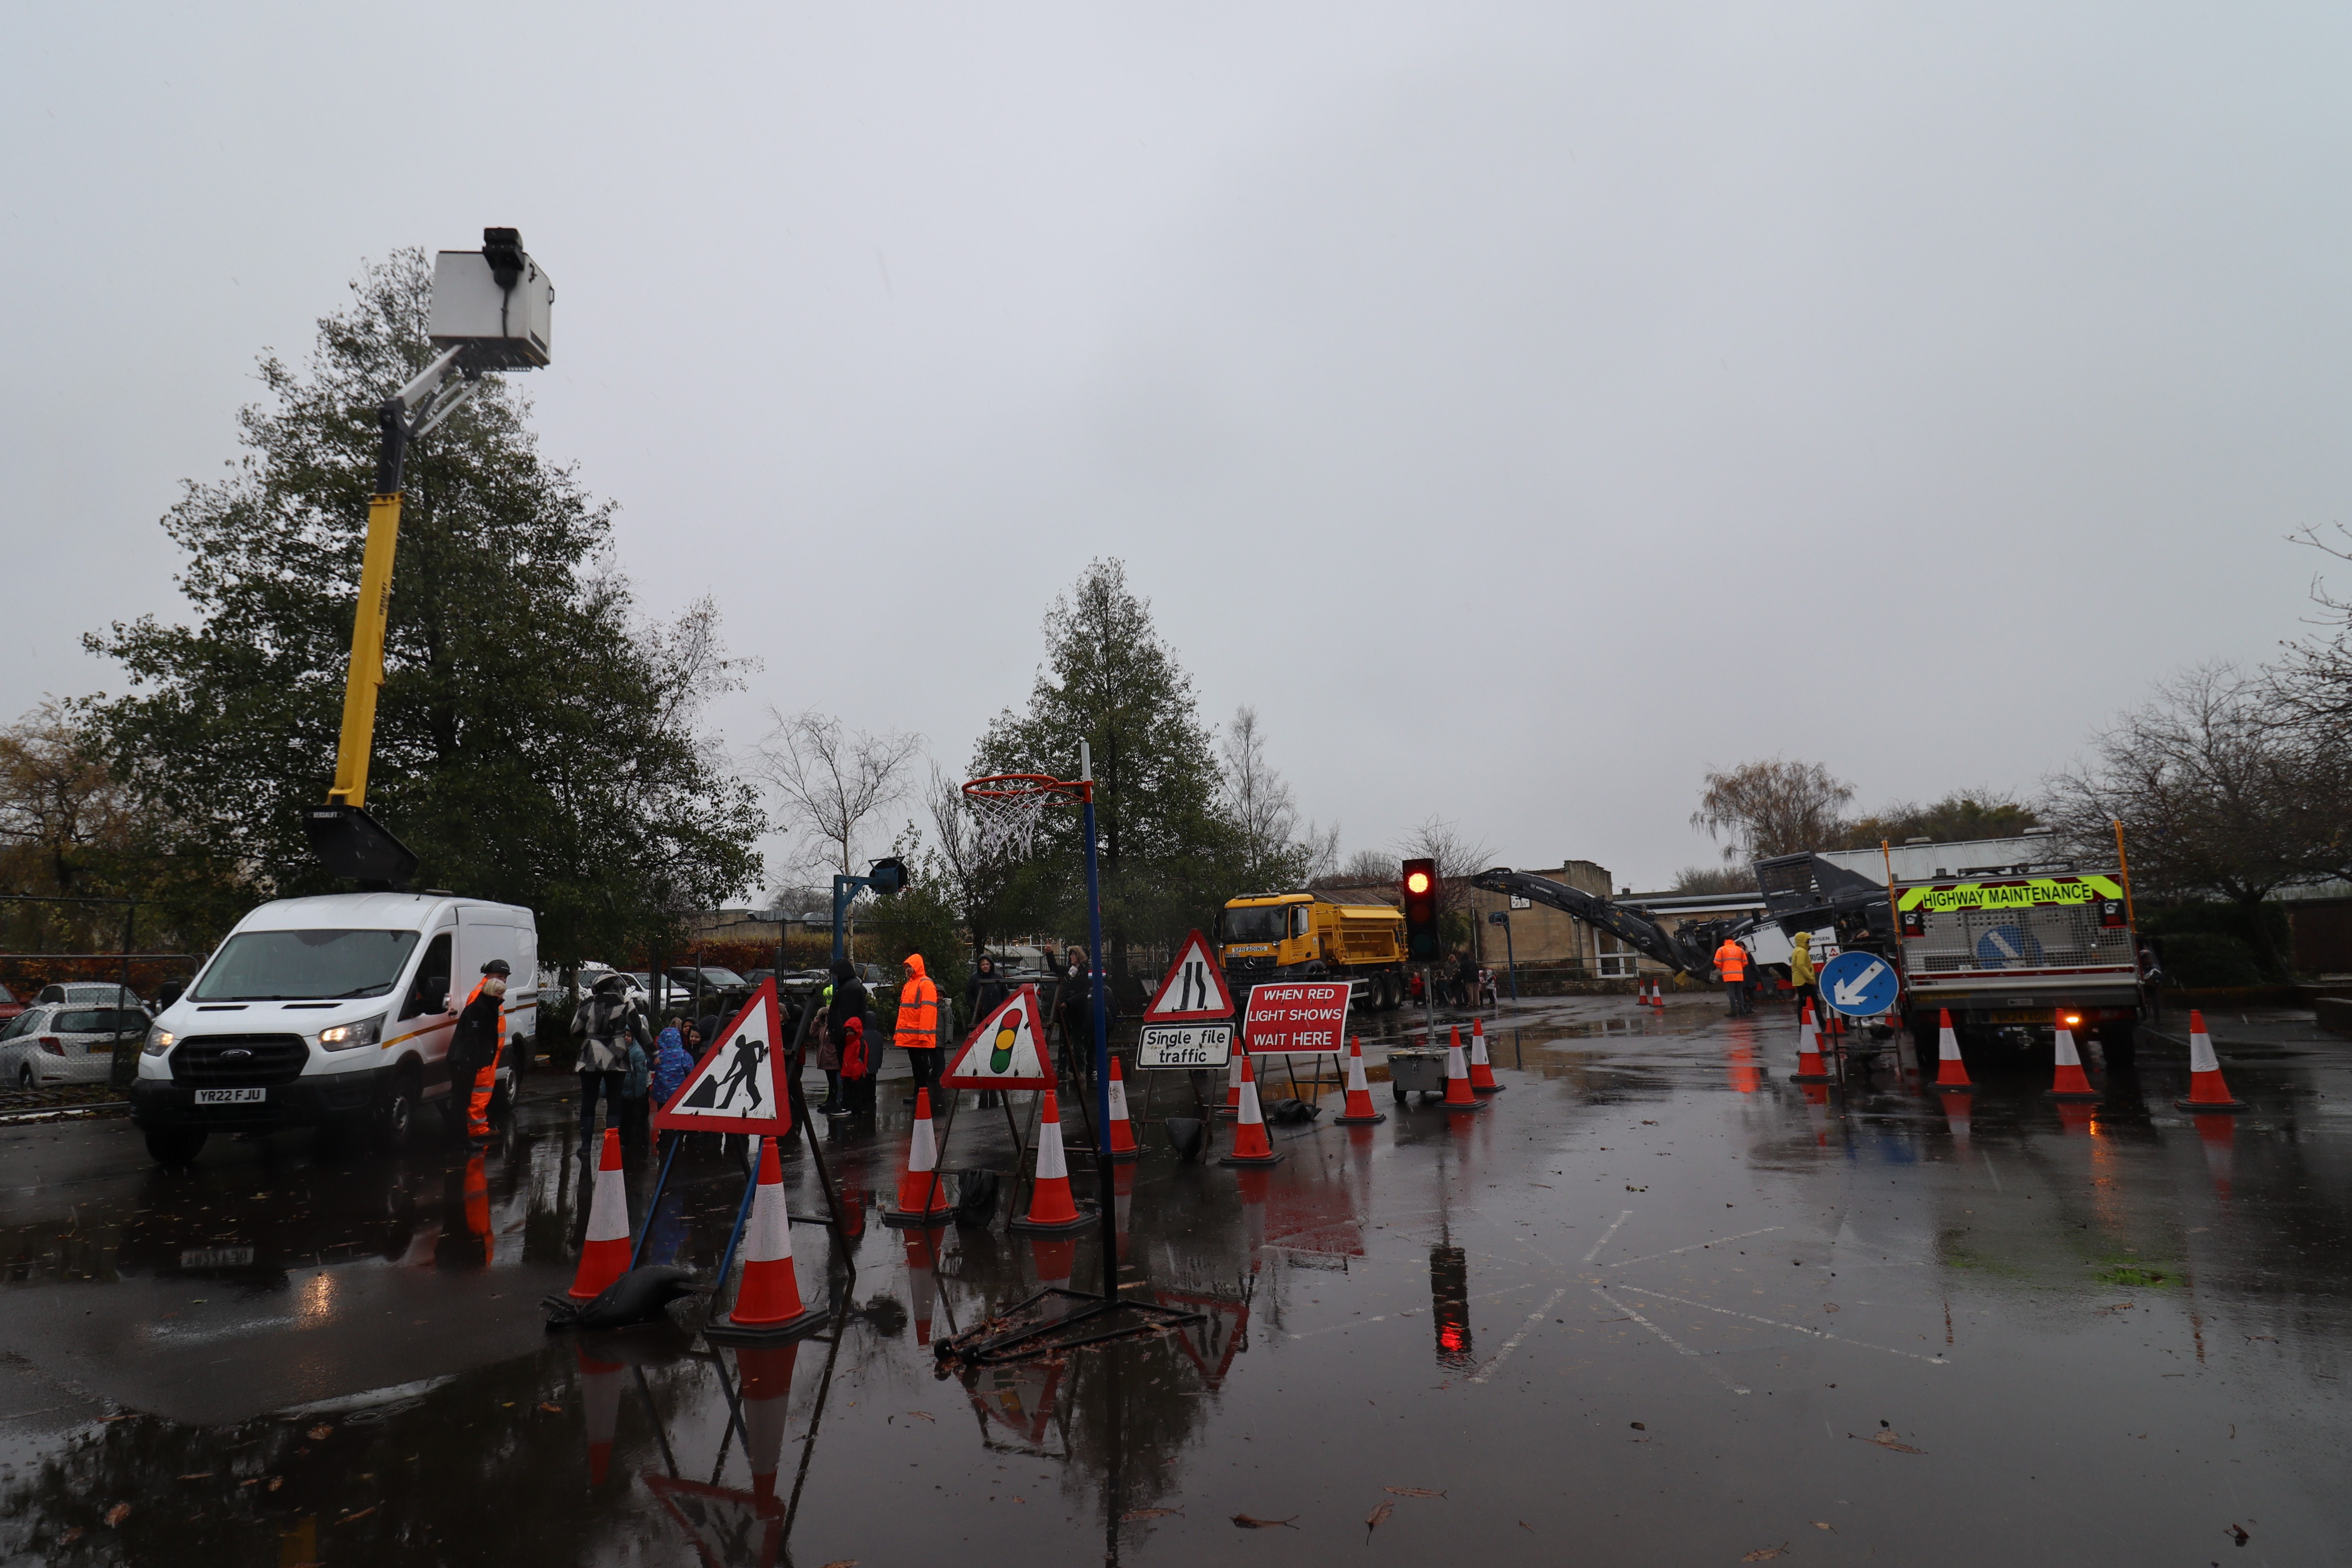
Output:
(1081, 741), (1118, 1300)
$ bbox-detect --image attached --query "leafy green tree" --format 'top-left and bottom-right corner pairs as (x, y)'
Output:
(971, 559), (1242, 974)
(81, 250), (761, 965)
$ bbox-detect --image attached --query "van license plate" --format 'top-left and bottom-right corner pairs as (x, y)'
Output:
(194, 1087), (266, 1105)
(179, 1246), (254, 1268)
(1987, 1010), (2049, 1024)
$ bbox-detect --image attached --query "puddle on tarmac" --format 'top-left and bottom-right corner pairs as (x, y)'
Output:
(1, 999), (2348, 1564)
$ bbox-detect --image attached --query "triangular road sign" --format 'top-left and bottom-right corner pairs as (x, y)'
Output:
(1143, 929), (1234, 1023)
(655, 977), (794, 1135)
(943, 984), (1056, 1089)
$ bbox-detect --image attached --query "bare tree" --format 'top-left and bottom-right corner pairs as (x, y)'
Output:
(1399, 814), (1495, 917)
(1221, 706), (1297, 880)
(1315, 846), (1398, 888)
(1690, 760), (1855, 863)
(754, 709), (923, 879)
(2044, 664), (2334, 974)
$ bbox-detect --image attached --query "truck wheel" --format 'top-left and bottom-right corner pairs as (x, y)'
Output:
(372, 1066), (420, 1154)
(145, 1127), (207, 1166)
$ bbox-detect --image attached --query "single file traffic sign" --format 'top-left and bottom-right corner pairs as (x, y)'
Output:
(1817, 949), (1901, 1018)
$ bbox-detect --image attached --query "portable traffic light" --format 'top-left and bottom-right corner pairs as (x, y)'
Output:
(1402, 858), (1441, 962)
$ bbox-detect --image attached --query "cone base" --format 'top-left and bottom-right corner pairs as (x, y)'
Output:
(706, 1308), (824, 1346)
(2176, 1097), (2248, 1113)
(567, 1247), (632, 1302)
(1103, 1146), (1141, 1164)
(1211, 1106), (1239, 1121)
(1008, 1204), (1098, 1235)
(1217, 1149), (1286, 1167)
(1790, 1072), (1835, 1084)
(1334, 1110), (1387, 1125)
(2047, 1088), (2102, 1102)
(1442, 1097), (1487, 1113)
(881, 1204), (956, 1229)
(1933, 1081), (1976, 1093)
(1471, 1084), (1504, 1095)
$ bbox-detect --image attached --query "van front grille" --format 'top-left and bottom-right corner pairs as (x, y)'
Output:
(170, 1034), (310, 1087)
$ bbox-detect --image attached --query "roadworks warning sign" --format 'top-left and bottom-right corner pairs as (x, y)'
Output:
(655, 978), (792, 1134)
(943, 984), (1057, 1089)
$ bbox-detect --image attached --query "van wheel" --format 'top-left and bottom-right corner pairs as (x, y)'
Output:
(372, 1066), (420, 1153)
(145, 1127), (207, 1166)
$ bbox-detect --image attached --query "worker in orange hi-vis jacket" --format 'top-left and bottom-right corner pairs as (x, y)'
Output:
(451, 959), (510, 1138)
(1713, 938), (1752, 1018)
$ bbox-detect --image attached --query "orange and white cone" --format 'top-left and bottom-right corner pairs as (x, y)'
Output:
(886, 1088), (956, 1225)
(1011, 1091), (1093, 1231)
(737, 1341), (801, 1503)
(1334, 1036), (1386, 1124)
(1214, 1050), (1244, 1120)
(567, 1128), (633, 1300)
(1442, 1026), (1483, 1112)
(1469, 1016), (1502, 1094)
(1791, 1000), (1833, 1084)
(1932, 1009), (1974, 1093)
(2048, 1011), (2099, 1101)
(2176, 1010), (2248, 1112)
(578, 1343), (624, 1485)
(1105, 1057), (1140, 1162)
(903, 1228), (940, 1346)
(726, 1138), (811, 1332)
(1220, 1049), (1284, 1165)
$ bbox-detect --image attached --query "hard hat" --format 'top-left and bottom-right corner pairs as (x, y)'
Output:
(481, 958), (512, 976)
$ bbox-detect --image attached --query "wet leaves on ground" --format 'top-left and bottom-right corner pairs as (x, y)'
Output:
(2227, 1523), (2249, 1545)
(1232, 1513), (1299, 1529)
(1120, 1508), (1182, 1521)
(1852, 1429), (1926, 1454)
(103, 1505), (130, 1527)
(305, 1425), (333, 1440)
(1740, 1545), (1789, 1561)
(1382, 1486), (1446, 1498)
(1367, 1500), (1394, 1532)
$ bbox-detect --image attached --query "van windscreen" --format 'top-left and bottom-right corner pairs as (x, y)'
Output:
(191, 930), (424, 1002)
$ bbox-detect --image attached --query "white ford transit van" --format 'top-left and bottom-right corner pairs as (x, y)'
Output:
(130, 893), (537, 1165)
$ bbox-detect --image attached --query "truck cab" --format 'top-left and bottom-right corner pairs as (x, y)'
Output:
(131, 893), (538, 1165)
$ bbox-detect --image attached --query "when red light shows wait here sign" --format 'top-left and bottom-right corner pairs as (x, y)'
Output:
(1243, 981), (1352, 1055)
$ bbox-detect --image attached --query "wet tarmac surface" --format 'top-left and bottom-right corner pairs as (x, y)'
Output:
(2, 995), (2348, 1565)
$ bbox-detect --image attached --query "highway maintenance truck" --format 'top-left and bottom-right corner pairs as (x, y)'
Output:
(1218, 892), (1416, 1010)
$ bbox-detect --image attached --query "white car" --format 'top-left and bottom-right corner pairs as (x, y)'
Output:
(0, 1002), (147, 1087)
(35, 983), (148, 1011)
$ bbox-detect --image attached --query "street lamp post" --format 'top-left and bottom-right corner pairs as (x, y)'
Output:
(1487, 909), (1519, 1002)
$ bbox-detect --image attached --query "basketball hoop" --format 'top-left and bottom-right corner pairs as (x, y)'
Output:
(961, 773), (1091, 864)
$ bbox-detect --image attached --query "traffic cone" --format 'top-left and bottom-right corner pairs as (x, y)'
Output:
(1104, 1057), (1140, 1162)
(567, 1128), (633, 1300)
(1442, 1026), (1483, 1112)
(1214, 1051), (1244, 1120)
(1334, 1036), (1386, 1124)
(2048, 1012), (2099, 1101)
(578, 1343), (624, 1485)
(903, 1228), (939, 1346)
(1469, 1016), (1502, 1094)
(2176, 1011), (2248, 1112)
(1791, 1000), (1833, 1084)
(725, 1138), (812, 1333)
(885, 1089), (956, 1225)
(1011, 1091), (1094, 1231)
(737, 1342), (800, 1503)
(1932, 1009), (1974, 1093)
(1220, 1050), (1285, 1165)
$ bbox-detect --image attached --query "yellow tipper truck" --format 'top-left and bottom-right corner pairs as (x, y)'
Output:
(1218, 893), (1415, 1010)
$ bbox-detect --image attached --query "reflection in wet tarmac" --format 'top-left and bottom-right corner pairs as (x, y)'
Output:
(1, 993), (2349, 1563)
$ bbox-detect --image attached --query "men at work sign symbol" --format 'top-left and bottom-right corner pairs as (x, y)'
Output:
(656, 977), (791, 1135)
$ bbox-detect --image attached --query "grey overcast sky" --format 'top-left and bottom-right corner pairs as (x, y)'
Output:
(6, 3), (2349, 891)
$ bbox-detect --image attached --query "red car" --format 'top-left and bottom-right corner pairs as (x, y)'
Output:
(0, 983), (23, 1026)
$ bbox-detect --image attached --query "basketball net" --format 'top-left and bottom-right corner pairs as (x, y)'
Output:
(961, 774), (1089, 865)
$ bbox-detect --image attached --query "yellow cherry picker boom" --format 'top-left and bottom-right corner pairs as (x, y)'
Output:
(301, 230), (554, 889)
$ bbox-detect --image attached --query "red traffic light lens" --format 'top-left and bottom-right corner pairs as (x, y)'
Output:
(1406, 871), (1432, 894)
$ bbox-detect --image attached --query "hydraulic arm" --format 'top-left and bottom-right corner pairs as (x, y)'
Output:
(1469, 868), (1755, 976)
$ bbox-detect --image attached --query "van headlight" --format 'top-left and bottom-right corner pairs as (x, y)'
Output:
(319, 1015), (385, 1051)
(143, 1027), (176, 1057)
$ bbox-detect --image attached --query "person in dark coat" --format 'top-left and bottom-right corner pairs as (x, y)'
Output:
(825, 959), (873, 1117)
(965, 953), (1010, 1030)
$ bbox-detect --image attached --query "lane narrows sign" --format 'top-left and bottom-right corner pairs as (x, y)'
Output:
(1138, 931), (1236, 1069)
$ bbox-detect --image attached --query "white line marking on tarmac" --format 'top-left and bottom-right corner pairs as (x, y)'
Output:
(1516, 1236), (1562, 1268)
(1604, 1226), (1784, 1268)
(1613, 1285), (1950, 1365)
(1581, 1209), (1634, 1263)
(1286, 1282), (1534, 1339)
(1592, 1287), (1749, 1394)
(1469, 1287), (1568, 1384)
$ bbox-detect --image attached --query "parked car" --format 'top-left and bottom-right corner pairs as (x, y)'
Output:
(0, 983), (21, 1026)
(36, 983), (149, 1012)
(0, 1003), (149, 1087)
